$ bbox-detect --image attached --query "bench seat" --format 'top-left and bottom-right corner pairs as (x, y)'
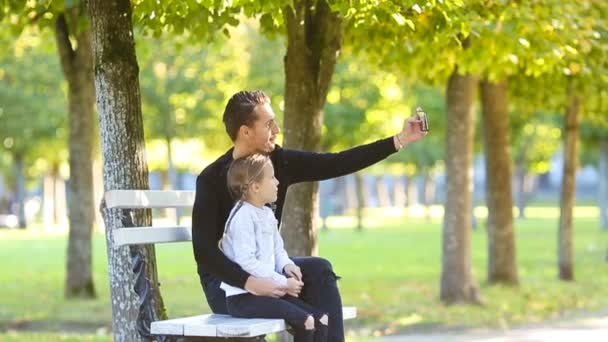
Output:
(151, 307), (357, 337)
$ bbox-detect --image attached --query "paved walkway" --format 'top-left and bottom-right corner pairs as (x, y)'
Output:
(381, 315), (608, 341)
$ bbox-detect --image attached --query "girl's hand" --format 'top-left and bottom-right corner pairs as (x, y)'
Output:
(284, 264), (302, 281)
(286, 277), (304, 297)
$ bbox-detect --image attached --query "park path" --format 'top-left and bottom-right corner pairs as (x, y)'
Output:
(381, 313), (608, 341)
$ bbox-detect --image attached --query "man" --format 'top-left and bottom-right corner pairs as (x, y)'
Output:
(192, 90), (427, 341)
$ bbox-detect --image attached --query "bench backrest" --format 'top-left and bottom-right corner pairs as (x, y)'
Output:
(104, 190), (196, 246)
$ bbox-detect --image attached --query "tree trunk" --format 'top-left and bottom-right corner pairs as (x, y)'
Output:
(50, 163), (61, 225)
(403, 176), (410, 207)
(515, 161), (527, 219)
(394, 176), (406, 208)
(440, 67), (482, 304)
(355, 172), (366, 231)
(43, 175), (54, 228)
(89, 0), (167, 340)
(159, 169), (174, 220)
(166, 136), (181, 225)
(93, 158), (104, 229)
(404, 176), (418, 207)
(480, 80), (519, 285)
(334, 176), (347, 215)
(375, 176), (391, 207)
(55, 8), (97, 299)
(558, 92), (582, 281)
(281, 0), (342, 256)
(422, 169), (435, 222)
(13, 152), (27, 229)
(599, 136), (608, 230)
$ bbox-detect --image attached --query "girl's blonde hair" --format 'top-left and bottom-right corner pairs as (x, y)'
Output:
(219, 154), (271, 252)
(226, 153), (270, 200)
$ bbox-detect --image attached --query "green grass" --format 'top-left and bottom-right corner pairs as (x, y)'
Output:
(1, 209), (607, 341)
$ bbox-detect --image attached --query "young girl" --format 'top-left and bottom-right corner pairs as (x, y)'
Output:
(220, 154), (328, 342)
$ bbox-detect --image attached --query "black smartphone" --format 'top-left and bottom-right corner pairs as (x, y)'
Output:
(416, 107), (429, 132)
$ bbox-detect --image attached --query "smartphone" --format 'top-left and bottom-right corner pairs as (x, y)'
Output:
(416, 107), (429, 132)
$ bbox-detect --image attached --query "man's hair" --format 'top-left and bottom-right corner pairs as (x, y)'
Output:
(226, 154), (270, 200)
(223, 90), (270, 141)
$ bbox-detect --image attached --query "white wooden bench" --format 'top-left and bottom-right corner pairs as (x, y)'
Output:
(104, 189), (357, 339)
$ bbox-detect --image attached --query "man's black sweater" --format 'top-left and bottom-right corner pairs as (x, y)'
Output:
(191, 137), (397, 288)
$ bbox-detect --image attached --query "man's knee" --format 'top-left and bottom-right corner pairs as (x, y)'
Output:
(304, 315), (315, 330)
(302, 257), (333, 274)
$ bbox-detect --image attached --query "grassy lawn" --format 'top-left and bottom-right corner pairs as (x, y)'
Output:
(1, 207), (607, 341)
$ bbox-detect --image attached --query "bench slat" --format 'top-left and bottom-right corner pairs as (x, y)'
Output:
(105, 190), (195, 209)
(151, 315), (216, 336)
(215, 317), (286, 338)
(151, 307), (357, 337)
(113, 226), (192, 246)
(342, 306), (357, 320)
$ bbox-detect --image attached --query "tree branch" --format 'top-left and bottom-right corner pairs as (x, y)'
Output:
(313, 0), (342, 107)
(55, 13), (76, 75)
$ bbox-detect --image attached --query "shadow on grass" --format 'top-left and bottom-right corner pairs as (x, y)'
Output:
(1, 319), (110, 335)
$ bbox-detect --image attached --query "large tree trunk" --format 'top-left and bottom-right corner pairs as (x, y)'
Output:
(281, 0), (342, 256)
(599, 136), (608, 230)
(355, 172), (366, 231)
(440, 67), (482, 304)
(55, 8), (97, 299)
(89, 1), (167, 340)
(13, 152), (27, 229)
(558, 92), (582, 281)
(480, 80), (519, 285)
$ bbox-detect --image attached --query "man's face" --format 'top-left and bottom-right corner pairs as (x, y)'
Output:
(246, 102), (280, 153)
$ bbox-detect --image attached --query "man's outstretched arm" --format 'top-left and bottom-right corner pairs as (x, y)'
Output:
(282, 117), (426, 184)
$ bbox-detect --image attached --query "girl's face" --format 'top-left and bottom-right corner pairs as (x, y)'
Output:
(250, 162), (279, 204)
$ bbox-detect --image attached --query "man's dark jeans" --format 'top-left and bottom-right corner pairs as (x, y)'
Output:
(202, 257), (344, 342)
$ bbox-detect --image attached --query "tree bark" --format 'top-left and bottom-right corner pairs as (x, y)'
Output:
(480, 80), (519, 285)
(355, 172), (366, 231)
(599, 136), (608, 230)
(13, 152), (26, 229)
(55, 8), (97, 299)
(558, 92), (582, 281)
(281, 0), (342, 256)
(440, 67), (482, 304)
(89, 0), (167, 340)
